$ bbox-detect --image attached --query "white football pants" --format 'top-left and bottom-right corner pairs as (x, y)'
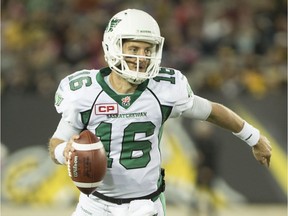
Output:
(71, 192), (165, 216)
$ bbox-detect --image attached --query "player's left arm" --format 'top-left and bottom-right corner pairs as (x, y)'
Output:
(206, 102), (272, 167)
(172, 71), (272, 167)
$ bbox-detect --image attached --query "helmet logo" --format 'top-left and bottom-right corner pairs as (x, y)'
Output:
(106, 18), (122, 32)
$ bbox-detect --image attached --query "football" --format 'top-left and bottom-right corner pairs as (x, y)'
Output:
(67, 130), (107, 195)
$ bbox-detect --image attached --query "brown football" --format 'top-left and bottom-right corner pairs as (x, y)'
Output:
(67, 130), (107, 195)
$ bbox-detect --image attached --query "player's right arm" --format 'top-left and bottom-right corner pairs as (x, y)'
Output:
(49, 70), (94, 164)
(49, 137), (66, 164)
(49, 118), (81, 164)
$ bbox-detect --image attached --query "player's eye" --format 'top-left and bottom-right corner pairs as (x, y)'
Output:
(144, 49), (152, 57)
(126, 47), (152, 57)
(128, 47), (138, 54)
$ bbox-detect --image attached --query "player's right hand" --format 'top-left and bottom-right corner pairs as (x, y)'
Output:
(64, 134), (79, 162)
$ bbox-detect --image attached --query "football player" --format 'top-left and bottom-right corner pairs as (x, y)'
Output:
(49, 9), (272, 216)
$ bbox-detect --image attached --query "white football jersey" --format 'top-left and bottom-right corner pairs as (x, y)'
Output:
(54, 67), (194, 198)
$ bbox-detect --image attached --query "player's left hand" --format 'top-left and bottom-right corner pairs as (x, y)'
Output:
(252, 135), (272, 167)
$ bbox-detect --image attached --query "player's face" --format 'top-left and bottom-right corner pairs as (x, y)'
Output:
(122, 40), (155, 72)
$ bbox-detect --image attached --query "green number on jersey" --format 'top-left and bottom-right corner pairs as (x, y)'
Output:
(121, 122), (155, 169)
(68, 72), (92, 91)
(96, 122), (156, 169)
(96, 122), (113, 168)
(153, 68), (176, 84)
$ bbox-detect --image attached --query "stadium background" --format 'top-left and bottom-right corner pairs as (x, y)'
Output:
(1, 0), (287, 215)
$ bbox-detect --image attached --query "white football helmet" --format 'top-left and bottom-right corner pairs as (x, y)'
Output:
(102, 9), (165, 84)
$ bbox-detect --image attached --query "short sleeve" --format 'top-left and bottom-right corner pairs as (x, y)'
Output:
(54, 69), (102, 129)
(54, 77), (85, 129)
(169, 72), (194, 118)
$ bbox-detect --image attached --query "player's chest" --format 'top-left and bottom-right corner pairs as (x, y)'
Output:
(88, 91), (162, 126)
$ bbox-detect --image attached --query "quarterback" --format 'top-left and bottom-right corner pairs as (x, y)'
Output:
(49, 9), (272, 216)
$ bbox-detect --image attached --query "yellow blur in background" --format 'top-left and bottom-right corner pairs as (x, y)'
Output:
(1, 119), (287, 216)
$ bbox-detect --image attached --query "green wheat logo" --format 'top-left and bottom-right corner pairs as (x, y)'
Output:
(106, 18), (122, 32)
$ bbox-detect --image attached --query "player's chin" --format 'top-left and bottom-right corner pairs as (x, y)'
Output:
(127, 62), (148, 72)
(127, 65), (145, 72)
(138, 68), (147, 73)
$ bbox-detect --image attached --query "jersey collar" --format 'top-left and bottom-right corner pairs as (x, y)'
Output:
(96, 68), (149, 109)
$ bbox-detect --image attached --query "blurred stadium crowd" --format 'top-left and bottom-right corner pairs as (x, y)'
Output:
(1, 0), (287, 98)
